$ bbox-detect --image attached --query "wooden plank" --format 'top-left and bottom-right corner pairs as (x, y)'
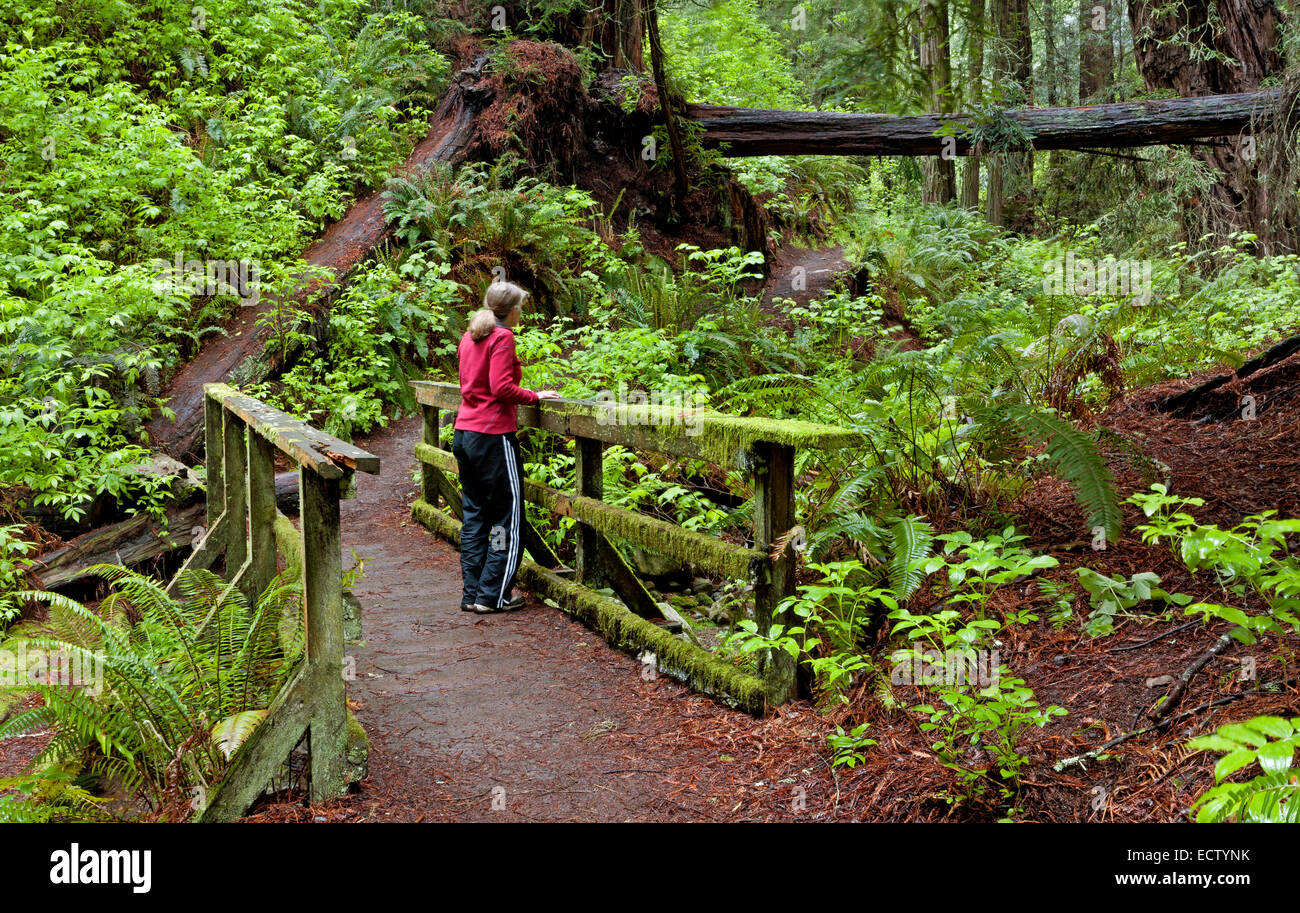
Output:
(196, 664), (314, 822)
(410, 381), (859, 467)
(753, 443), (797, 705)
(204, 395), (225, 529)
(591, 535), (663, 620)
(246, 431), (276, 602)
(519, 515), (564, 570)
(300, 469), (347, 802)
(409, 499), (769, 714)
(420, 404), (441, 506)
(223, 411), (249, 579)
(205, 383), (380, 477)
(574, 437), (604, 587)
(164, 512), (227, 596)
(415, 441), (765, 580)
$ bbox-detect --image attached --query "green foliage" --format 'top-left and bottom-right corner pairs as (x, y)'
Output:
(726, 559), (897, 703)
(0, 767), (108, 823)
(0, 564), (303, 820)
(1131, 485), (1300, 644)
(972, 402), (1122, 543)
(382, 159), (616, 314)
(0, 0), (446, 520)
(248, 257), (463, 438)
(913, 670), (1066, 806)
(0, 526), (36, 625)
(1075, 567), (1191, 638)
(828, 722), (876, 769)
(661, 0), (807, 108)
(923, 528), (1059, 621)
(1189, 716), (1300, 823)
(887, 516), (934, 601)
(733, 157), (870, 241)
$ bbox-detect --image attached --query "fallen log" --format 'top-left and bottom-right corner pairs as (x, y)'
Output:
(686, 89), (1280, 157)
(1161, 330), (1300, 415)
(275, 470), (299, 515)
(31, 501), (206, 590)
(144, 70), (487, 461)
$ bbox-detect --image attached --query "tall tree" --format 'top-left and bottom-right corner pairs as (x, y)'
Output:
(1043, 0), (1059, 106)
(986, 0), (1033, 228)
(919, 0), (956, 202)
(960, 0), (986, 210)
(1127, 0), (1286, 248)
(645, 0), (688, 201)
(580, 0), (645, 70)
(1079, 0), (1115, 102)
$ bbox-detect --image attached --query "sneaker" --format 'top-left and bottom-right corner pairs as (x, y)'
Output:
(474, 595), (525, 614)
(461, 601), (477, 612)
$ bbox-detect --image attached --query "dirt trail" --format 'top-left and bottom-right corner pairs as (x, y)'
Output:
(336, 418), (773, 821)
(762, 243), (848, 311)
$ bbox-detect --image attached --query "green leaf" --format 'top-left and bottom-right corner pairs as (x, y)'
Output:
(887, 516), (934, 601)
(1243, 716), (1295, 740)
(1214, 749), (1258, 781)
(212, 709), (269, 760)
(1256, 740), (1294, 775)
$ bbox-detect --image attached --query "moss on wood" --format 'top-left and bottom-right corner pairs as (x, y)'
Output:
(274, 510), (302, 568)
(345, 707), (368, 785)
(411, 498), (770, 714)
(409, 380), (859, 466)
(416, 442), (766, 580)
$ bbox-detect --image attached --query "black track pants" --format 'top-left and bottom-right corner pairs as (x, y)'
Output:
(452, 429), (524, 609)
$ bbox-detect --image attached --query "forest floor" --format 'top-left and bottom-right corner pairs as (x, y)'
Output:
(5, 234), (1298, 820)
(247, 253), (1300, 823)
(762, 243), (848, 311)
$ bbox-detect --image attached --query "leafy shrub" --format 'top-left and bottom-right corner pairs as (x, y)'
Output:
(0, 565), (304, 821)
(1189, 716), (1300, 823)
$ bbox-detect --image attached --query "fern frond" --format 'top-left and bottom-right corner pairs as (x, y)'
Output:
(973, 402), (1122, 540)
(887, 516), (934, 600)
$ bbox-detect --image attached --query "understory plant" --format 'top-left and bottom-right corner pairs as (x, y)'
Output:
(0, 565), (303, 821)
(1189, 715), (1300, 823)
(1130, 484), (1300, 650)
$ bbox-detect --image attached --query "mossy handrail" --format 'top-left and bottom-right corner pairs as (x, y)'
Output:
(187, 383), (379, 822)
(408, 380), (860, 710)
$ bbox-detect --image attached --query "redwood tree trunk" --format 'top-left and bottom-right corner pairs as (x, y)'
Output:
(920, 0), (956, 203)
(580, 0), (645, 70)
(1080, 0), (1115, 103)
(988, 0), (1033, 229)
(1128, 0), (1285, 248)
(960, 0), (985, 210)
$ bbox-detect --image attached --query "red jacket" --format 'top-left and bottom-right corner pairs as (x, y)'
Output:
(454, 324), (538, 434)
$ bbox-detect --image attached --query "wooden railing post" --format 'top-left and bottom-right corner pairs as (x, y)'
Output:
(753, 442), (797, 704)
(223, 410), (248, 581)
(204, 394), (225, 529)
(246, 431), (276, 602)
(420, 403), (440, 506)
(574, 436), (604, 586)
(300, 469), (346, 801)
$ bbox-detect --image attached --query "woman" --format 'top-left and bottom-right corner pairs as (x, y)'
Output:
(453, 281), (558, 614)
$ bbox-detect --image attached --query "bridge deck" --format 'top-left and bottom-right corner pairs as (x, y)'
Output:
(339, 416), (786, 821)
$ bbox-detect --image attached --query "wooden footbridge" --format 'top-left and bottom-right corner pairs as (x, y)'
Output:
(185, 382), (857, 820)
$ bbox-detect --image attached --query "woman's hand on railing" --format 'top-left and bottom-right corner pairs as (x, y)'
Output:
(535, 390), (562, 400)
